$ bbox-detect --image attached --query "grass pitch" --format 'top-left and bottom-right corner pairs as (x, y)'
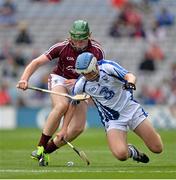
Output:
(0, 128), (175, 179)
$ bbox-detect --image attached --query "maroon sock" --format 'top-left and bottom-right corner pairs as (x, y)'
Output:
(38, 133), (52, 149)
(44, 139), (58, 154)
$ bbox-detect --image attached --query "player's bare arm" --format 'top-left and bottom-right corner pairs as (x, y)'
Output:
(16, 54), (50, 90)
(124, 73), (136, 90)
(124, 73), (136, 84)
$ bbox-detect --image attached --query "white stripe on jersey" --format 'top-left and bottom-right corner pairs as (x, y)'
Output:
(91, 40), (105, 58)
(73, 59), (134, 124)
(44, 39), (69, 58)
(48, 40), (69, 52)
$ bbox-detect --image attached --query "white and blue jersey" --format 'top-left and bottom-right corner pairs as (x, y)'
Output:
(73, 59), (148, 131)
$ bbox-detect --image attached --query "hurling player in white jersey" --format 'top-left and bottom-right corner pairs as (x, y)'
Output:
(55, 52), (163, 164)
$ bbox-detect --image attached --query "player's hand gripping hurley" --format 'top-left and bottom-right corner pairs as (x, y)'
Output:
(28, 86), (90, 101)
(62, 138), (90, 166)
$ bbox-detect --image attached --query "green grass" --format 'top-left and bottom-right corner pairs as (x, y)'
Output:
(0, 128), (175, 179)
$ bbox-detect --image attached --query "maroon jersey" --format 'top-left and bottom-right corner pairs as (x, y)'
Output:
(44, 39), (104, 79)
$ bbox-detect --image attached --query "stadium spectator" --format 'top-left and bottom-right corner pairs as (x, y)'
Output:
(138, 84), (156, 105)
(119, 2), (142, 28)
(146, 20), (167, 42)
(2, 55), (18, 80)
(109, 18), (132, 38)
(138, 84), (165, 105)
(0, 0), (17, 27)
(151, 85), (166, 104)
(47, 52), (163, 166)
(0, 82), (11, 106)
(15, 22), (33, 45)
(16, 20), (104, 166)
(0, 41), (12, 61)
(109, 1), (145, 39)
(1, 47), (26, 80)
(138, 52), (156, 72)
(130, 22), (146, 39)
(156, 7), (174, 27)
(12, 48), (27, 67)
(146, 42), (165, 61)
(111, 0), (128, 10)
(33, 73), (48, 100)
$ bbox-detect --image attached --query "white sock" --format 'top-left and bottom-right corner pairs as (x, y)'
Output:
(128, 145), (138, 158)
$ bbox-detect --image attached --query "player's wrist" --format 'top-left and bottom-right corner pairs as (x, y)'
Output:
(124, 82), (136, 90)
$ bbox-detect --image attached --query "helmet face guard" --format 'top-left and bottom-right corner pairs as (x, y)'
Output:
(82, 70), (99, 81)
(70, 38), (89, 52)
(70, 32), (89, 40)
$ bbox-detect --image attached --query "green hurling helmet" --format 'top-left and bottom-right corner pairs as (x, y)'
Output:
(69, 20), (90, 40)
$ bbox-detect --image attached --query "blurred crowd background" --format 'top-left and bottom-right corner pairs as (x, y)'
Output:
(0, 0), (176, 117)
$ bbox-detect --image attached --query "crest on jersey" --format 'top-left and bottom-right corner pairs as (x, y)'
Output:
(67, 57), (75, 61)
(89, 85), (99, 93)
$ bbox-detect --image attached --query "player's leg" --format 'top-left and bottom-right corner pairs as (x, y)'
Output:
(107, 128), (149, 163)
(106, 129), (129, 161)
(42, 85), (69, 136)
(40, 102), (87, 166)
(134, 118), (163, 153)
(31, 85), (69, 163)
(50, 101), (87, 147)
(39, 102), (87, 166)
(66, 101), (87, 141)
(38, 102), (87, 166)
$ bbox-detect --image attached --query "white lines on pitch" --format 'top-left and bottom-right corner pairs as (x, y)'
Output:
(0, 169), (176, 173)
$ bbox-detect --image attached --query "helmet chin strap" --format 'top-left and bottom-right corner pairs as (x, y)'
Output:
(75, 46), (88, 52)
(86, 69), (99, 82)
(89, 73), (99, 82)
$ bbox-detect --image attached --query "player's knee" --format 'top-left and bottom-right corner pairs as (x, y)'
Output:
(68, 117), (86, 136)
(54, 101), (69, 112)
(153, 135), (163, 153)
(112, 149), (128, 161)
(150, 143), (163, 154)
(149, 136), (163, 153)
(70, 126), (84, 136)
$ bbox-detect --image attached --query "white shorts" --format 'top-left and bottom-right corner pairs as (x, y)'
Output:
(104, 100), (148, 132)
(48, 74), (72, 94)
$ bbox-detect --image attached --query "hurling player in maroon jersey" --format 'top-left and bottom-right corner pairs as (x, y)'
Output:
(16, 20), (105, 166)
